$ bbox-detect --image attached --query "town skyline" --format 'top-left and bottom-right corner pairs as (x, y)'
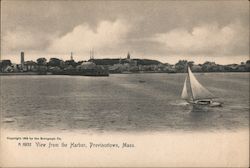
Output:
(1, 50), (250, 66)
(1, 50), (249, 75)
(1, 1), (249, 64)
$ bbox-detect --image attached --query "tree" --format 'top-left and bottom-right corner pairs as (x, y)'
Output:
(65, 60), (77, 67)
(1, 60), (12, 67)
(76, 61), (84, 66)
(175, 60), (188, 72)
(48, 58), (62, 67)
(187, 61), (194, 67)
(0, 60), (12, 72)
(246, 60), (250, 72)
(36, 58), (47, 65)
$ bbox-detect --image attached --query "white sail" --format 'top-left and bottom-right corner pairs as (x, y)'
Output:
(188, 66), (214, 100)
(181, 76), (189, 100)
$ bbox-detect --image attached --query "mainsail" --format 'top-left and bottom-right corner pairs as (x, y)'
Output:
(181, 76), (188, 100)
(187, 66), (214, 100)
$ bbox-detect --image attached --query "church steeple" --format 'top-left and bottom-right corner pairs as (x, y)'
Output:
(70, 52), (73, 60)
(90, 49), (94, 59)
(127, 52), (130, 59)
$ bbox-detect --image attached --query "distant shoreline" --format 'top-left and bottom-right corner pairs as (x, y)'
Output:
(0, 72), (47, 76)
(1, 71), (249, 76)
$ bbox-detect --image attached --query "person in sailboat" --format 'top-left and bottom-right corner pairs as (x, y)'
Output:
(181, 66), (222, 107)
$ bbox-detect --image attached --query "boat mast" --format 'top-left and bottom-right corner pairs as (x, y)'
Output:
(187, 65), (195, 101)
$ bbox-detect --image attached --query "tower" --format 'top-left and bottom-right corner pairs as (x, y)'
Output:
(20, 51), (24, 65)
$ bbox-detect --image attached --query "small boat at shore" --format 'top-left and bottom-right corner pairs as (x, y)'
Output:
(181, 66), (222, 107)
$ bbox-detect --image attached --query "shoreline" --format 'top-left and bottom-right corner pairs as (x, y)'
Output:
(0, 71), (250, 76)
(0, 72), (46, 76)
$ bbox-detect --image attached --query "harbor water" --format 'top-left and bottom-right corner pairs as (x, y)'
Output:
(1, 73), (249, 132)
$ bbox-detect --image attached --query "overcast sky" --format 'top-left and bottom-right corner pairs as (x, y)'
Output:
(1, 0), (249, 64)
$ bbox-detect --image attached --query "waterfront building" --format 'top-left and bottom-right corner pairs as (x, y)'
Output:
(3, 65), (14, 72)
(77, 61), (96, 70)
(11, 63), (19, 72)
(75, 61), (109, 76)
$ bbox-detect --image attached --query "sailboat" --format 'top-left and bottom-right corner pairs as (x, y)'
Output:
(181, 66), (222, 107)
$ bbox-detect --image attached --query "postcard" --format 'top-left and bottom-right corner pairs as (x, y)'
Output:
(0, 0), (249, 167)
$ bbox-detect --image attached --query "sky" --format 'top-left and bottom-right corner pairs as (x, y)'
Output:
(1, 0), (249, 64)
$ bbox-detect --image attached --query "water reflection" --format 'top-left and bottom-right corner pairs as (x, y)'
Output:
(191, 105), (213, 113)
(185, 105), (215, 130)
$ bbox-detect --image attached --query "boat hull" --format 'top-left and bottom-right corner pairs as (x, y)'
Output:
(188, 99), (222, 107)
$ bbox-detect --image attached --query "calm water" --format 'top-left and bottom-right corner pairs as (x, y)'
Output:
(1, 73), (249, 132)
